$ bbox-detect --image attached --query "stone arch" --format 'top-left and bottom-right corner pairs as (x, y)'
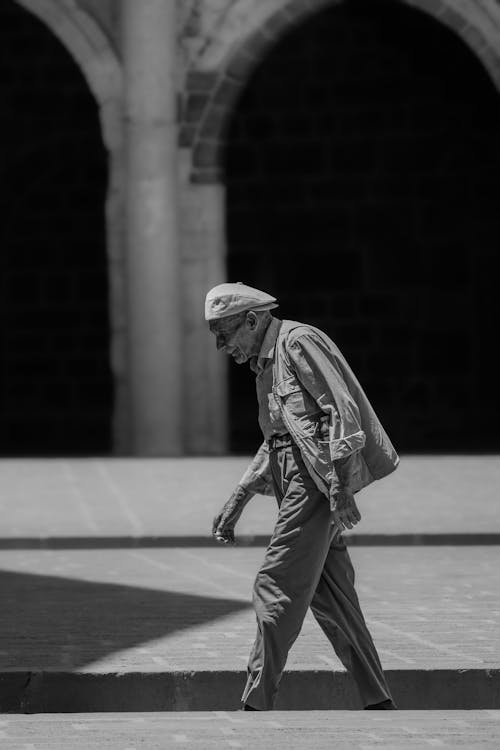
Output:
(16, 0), (122, 149)
(222, 0), (500, 451)
(14, 0), (126, 452)
(187, 0), (500, 180)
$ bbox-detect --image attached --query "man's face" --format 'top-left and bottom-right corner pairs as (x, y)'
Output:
(209, 314), (257, 364)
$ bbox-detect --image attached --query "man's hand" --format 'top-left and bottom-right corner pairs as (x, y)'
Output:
(330, 487), (361, 531)
(212, 485), (252, 545)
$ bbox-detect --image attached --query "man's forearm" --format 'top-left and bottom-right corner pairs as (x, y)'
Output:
(230, 484), (255, 510)
(238, 441), (274, 496)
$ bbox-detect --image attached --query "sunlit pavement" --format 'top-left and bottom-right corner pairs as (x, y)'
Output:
(0, 456), (498, 539)
(1, 711), (500, 749)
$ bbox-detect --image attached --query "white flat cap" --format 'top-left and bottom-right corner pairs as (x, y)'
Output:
(205, 282), (278, 321)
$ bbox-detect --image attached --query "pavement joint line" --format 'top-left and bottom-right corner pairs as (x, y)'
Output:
(62, 462), (100, 535)
(377, 647), (416, 665)
(393, 725), (415, 734)
(178, 549), (256, 582)
(366, 617), (484, 663)
(129, 550), (250, 601)
(94, 463), (145, 537)
(317, 655), (341, 669)
(214, 712), (243, 724)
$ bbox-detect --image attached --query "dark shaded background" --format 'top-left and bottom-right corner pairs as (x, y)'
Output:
(1, 0), (499, 456)
(226, 0), (500, 453)
(0, 0), (111, 455)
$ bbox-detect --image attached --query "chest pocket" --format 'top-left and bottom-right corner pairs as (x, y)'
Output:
(274, 376), (307, 418)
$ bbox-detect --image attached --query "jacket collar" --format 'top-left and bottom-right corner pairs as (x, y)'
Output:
(252, 317), (282, 373)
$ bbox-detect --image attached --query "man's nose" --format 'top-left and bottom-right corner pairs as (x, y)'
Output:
(216, 336), (225, 351)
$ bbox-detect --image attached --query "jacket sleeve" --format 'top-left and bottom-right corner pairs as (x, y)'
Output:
(288, 331), (366, 487)
(237, 440), (275, 496)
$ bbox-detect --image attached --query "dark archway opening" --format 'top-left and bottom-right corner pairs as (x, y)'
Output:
(0, 1), (112, 454)
(225, 0), (500, 453)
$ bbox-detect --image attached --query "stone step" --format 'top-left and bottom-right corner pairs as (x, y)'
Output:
(1, 668), (500, 712)
(1, 532), (500, 549)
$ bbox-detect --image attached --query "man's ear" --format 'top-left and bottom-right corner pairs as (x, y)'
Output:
(246, 311), (258, 330)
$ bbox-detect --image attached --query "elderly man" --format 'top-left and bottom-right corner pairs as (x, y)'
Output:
(206, 282), (399, 711)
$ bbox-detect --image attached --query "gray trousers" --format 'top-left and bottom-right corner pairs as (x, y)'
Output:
(241, 442), (393, 709)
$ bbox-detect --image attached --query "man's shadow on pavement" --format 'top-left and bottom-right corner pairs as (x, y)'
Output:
(0, 569), (251, 670)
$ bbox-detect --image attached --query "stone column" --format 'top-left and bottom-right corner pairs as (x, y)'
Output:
(179, 151), (228, 454)
(122, 0), (182, 454)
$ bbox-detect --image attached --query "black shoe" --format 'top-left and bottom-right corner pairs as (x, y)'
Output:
(364, 699), (397, 710)
(242, 704), (259, 711)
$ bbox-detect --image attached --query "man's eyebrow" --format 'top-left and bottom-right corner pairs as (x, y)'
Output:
(209, 314), (245, 335)
(211, 320), (237, 333)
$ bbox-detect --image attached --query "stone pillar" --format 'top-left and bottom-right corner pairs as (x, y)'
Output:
(122, 0), (182, 454)
(179, 151), (228, 454)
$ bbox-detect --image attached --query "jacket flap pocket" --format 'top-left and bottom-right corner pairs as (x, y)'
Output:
(274, 376), (302, 397)
(323, 430), (367, 459)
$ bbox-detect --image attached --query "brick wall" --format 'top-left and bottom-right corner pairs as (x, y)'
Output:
(225, 0), (500, 452)
(0, 1), (111, 454)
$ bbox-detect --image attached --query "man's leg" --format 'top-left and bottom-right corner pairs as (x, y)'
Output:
(241, 443), (335, 710)
(310, 535), (395, 707)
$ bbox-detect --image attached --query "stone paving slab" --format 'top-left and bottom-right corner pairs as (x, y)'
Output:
(0, 456), (499, 540)
(1, 457), (499, 711)
(1, 711), (500, 749)
(0, 546), (498, 674)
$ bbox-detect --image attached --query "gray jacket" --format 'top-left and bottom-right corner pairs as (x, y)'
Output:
(239, 320), (399, 503)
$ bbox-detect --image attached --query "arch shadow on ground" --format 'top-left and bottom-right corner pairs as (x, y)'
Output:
(0, 568), (251, 673)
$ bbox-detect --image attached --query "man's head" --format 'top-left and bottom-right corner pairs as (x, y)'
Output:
(205, 282), (278, 365)
(208, 309), (272, 364)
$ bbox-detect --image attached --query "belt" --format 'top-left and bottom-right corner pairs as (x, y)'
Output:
(267, 433), (293, 451)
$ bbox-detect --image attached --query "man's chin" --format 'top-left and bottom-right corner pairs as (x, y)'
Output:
(231, 351), (248, 364)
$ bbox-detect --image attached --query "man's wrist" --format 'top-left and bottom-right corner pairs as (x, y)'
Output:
(230, 484), (254, 504)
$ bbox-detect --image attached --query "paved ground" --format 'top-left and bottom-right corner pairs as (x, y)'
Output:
(0, 456), (499, 539)
(0, 546), (498, 673)
(0, 456), (499, 714)
(1, 711), (500, 749)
